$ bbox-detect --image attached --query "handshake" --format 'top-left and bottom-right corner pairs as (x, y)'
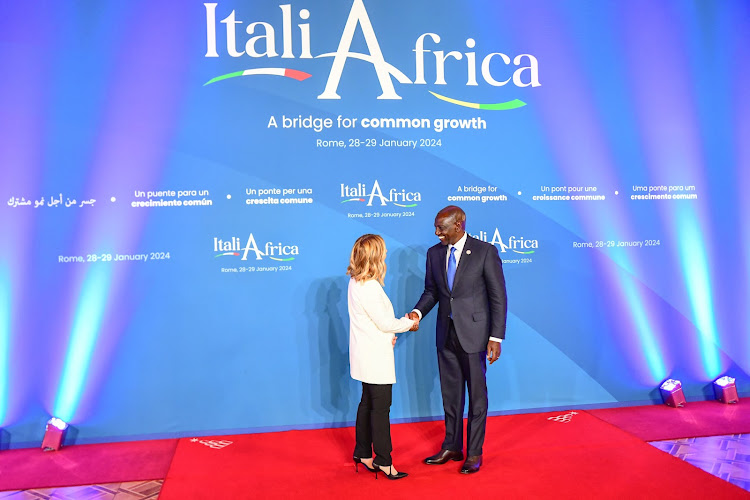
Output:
(406, 311), (420, 331)
(394, 312), (420, 347)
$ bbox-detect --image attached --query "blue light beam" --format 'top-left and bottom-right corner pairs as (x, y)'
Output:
(677, 213), (721, 378)
(53, 265), (112, 422)
(618, 268), (667, 383)
(0, 265), (10, 424)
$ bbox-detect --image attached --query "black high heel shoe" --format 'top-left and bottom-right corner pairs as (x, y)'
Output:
(376, 465), (408, 480)
(353, 457), (376, 473)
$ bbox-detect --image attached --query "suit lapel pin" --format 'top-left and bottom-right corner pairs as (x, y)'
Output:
(466, 250), (471, 255)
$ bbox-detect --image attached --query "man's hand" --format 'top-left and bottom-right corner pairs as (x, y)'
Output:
(392, 336), (398, 347)
(486, 340), (501, 364)
(406, 312), (420, 331)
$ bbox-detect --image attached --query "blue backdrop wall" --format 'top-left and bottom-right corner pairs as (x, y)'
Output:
(1, 0), (749, 448)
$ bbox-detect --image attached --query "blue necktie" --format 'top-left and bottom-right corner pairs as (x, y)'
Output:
(447, 246), (456, 291)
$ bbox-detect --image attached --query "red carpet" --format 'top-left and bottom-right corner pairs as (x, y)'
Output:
(159, 411), (749, 499)
(589, 400), (750, 441)
(0, 438), (177, 491)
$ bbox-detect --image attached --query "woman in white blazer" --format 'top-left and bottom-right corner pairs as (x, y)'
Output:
(347, 234), (417, 480)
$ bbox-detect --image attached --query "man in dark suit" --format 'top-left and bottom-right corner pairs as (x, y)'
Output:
(409, 205), (507, 474)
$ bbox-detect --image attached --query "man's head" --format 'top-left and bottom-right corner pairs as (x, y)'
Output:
(434, 205), (466, 246)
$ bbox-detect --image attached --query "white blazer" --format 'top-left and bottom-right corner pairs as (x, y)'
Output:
(348, 278), (414, 385)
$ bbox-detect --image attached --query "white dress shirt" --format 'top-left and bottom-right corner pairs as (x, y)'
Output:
(448, 232), (468, 272)
(348, 278), (414, 384)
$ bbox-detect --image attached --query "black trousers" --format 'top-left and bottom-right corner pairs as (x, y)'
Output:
(438, 319), (488, 457)
(353, 382), (393, 466)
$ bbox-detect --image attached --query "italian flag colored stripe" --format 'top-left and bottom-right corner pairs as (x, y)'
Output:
(283, 68), (312, 81)
(429, 91), (526, 110)
(204, 68), (312, 86)
(215, 252), (240, 257)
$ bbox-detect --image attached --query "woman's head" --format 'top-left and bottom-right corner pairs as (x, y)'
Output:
(347, 234), (387, 285)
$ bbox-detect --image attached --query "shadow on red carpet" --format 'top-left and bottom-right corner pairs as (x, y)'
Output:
(159, 411), (749, 499)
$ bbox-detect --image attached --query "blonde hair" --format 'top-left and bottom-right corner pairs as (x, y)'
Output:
(347, 234), (387, 285)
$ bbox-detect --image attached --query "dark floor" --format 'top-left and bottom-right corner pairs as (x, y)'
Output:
(651, 433), (750, 492)
(0, 481), (162, 499)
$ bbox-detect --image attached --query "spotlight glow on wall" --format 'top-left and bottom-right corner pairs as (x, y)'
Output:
(53, 266), (112, 423)
(677, 215), (721, 379)
(618, 273), (666, 383)
(0, 265), (10, 425)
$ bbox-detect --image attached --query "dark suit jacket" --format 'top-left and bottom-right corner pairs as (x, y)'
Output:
(414, 235), (507, 353)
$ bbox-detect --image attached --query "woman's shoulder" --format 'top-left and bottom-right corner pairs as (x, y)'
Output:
(351, 278), (382, 290)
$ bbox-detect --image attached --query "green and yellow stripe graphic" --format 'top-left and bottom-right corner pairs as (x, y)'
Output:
(429, 91), (526, 110)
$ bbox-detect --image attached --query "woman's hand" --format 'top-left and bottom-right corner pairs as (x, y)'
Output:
(406, 313), (419, 331)
(392, 336), (398, 347)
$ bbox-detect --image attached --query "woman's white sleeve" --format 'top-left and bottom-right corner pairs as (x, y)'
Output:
(360, 282), (414, 334)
